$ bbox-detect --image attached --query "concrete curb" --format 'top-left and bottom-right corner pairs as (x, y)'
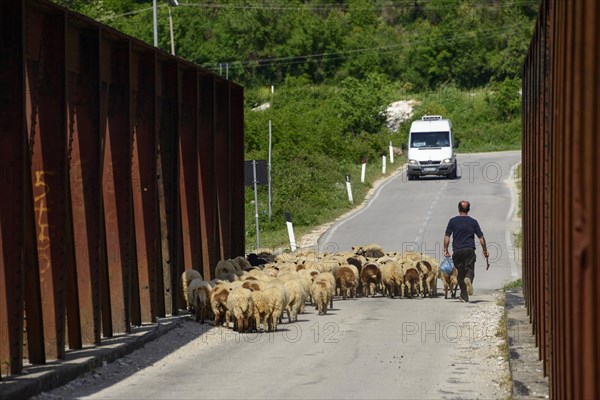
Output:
(505, 288), (550, 399)
(0, 315), (187, 400)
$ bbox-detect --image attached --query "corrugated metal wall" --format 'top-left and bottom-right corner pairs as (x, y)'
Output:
(522, 0), (599, 398)
(0, 0), (244, 377)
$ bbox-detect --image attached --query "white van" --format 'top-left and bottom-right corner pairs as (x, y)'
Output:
(406, 115), (458, 180)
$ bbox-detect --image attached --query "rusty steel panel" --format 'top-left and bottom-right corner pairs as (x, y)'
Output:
(100, 37), (133, 335)
(215, 79), (231, 260)
(66, 23), (102, 346)
(229, 83), (245, 257)
(198, 75), (217, 279)
(1, 0), (244, 376)
(131, 47), (159, 324)
(25, 6), (68, 361)
(0, 0), (26, 377)
(157, 59), (180, 315)
(523, 0), (599, 398)
(179, 67), (201, 274)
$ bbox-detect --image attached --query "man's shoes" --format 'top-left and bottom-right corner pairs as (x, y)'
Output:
(459, 293), (469, 303)
(465, 277), (474, 296)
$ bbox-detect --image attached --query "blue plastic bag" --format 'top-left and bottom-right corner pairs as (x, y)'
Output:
(440, 256), (454, 275)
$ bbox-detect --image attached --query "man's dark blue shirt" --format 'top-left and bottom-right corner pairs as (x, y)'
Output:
(445, 215), (484, 251)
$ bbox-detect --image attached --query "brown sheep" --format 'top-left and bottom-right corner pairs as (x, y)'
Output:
(402, 265), (422, 298)
(440, 267), (459, 299)
(242, 281), (262, 292)
(346, 255), (365, 294)
(360, 263), (382, 297)
(190, 280), (213, 324)
(335, 266), (358, 300)
(415, 260), (438, 298)
(210, 285), (230, 326)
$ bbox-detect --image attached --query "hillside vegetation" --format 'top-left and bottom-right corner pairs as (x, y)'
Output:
(55, 0), (537, 250)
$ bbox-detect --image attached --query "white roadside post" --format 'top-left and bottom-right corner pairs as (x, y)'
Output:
(382, 154), (387, 174)
(361, 158), (366, 183)
(389, 141), (394, 164)
(346, 174), (353, 204)
(285, 211), (297, 252)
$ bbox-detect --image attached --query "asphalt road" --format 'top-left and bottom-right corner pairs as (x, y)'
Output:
(320, 150), (522, 291)
(37, 151), (521, 400)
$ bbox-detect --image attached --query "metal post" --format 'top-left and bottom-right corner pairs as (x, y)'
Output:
(226, 63), (229, 80)
(153, 0), (158, 47)
(268, 120), (272, 222)
(168, 7), (175, 55)
(252, 160), (260, 249)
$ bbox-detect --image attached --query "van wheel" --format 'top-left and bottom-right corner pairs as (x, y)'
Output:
(407, 173), (415, 181)
(448, 164), (457, 179)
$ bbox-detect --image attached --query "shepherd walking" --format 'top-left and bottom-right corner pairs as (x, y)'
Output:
(443, 200), (489, 302)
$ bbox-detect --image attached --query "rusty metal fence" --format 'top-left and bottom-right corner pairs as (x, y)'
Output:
(522, 0), (599, 398)
(0, 0), (244, 377)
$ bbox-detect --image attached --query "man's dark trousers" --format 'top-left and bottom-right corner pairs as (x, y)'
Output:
(452, 248), (476, 298)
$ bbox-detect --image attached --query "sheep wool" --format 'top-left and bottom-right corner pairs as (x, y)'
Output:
(181, 269), (202, 310)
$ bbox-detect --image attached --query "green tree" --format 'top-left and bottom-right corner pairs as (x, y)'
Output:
(337, 73), (391, 136)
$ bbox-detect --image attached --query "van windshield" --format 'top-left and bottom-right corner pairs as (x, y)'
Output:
(410, 131), (450, 148)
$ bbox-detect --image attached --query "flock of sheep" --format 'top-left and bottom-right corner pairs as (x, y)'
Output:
(182, 244), (460, 333)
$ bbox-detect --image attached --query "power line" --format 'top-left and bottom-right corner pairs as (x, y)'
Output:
(97, 5), (164, 22)
(203, 23), (524, 72)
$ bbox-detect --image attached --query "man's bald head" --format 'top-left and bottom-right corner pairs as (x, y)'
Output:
(458, 201), (470, 213)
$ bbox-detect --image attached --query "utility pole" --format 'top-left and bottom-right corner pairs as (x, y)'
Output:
(153, 0), (158, 47)
(167, 0), (178, 55)
(153, 0), (178, 52)
(168, 7), (175, 55)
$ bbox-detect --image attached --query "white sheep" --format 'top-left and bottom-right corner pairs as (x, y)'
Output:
(379, 260), (404, 298)
(295, 272), (313, 312)
(262, 286), (288, 332)
(314, 272), (335, 308)
(311, 279), (332, 315)
(226, 287), (254, 332)
(284, 278), (305, 322)
(251, 290), (269, 332)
